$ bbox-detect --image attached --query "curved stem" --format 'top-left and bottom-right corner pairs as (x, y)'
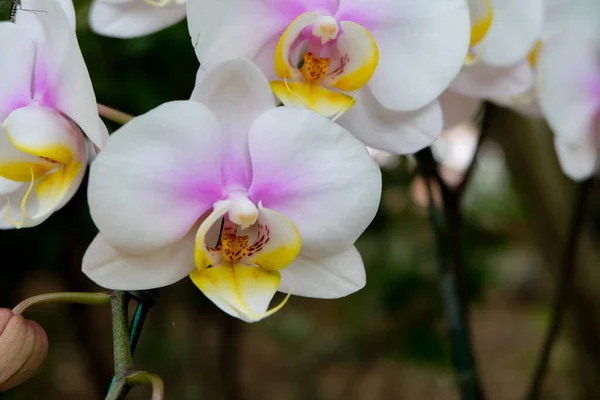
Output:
(98, 104), (134, 125)
(12, 292), (111, 315)
(126, 371), (165, 400)
(525, 177), (594, 400)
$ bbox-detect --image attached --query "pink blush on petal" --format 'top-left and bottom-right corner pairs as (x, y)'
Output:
(0, 96), (31, 121)
(181, 178), (225, 205)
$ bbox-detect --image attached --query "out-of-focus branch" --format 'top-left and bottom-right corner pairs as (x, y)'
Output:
(526, 177), (594, 400)
(490, 107), (600, 398)
(416, 148), (486, 400)
(97, 104), (134, 125)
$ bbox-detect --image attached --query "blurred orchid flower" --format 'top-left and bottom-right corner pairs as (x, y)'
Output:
(440, 0), (569, 129)
(447, 0), (544, 104)
(537, 0), (600, 180)
(89, 0), (186, 38)
(0, 0), (108, 229)
(83, 59), (381, 322)
(187, 0), (471, 154)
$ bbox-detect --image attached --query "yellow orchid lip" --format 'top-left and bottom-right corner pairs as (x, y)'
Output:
(271, 12), (379, 118)
(0, 106), (86, 227)
(192, 199), (302, 321)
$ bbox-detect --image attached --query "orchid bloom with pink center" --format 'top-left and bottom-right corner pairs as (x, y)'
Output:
(537, 0), (600, 181)
(187, 0), (471, 154)
(83, 59), (381, 322)
(0, 0), (108, 229)
(89, 0), (186, 38)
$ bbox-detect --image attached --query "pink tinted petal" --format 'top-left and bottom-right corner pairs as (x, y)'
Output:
(191, 59), (275, 189)
(0, 23), (35, 120)
(247, 107), (381, 259)
(18, 0), (107, 148)
(89, 101), (224, 254)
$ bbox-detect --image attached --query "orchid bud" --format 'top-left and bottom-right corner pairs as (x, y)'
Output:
(0, 308), (48, 391)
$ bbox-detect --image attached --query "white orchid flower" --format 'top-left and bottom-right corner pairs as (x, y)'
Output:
(537, 0), (600, 180)
(440, 0), (569, 129)
(446, 0), (544, 105)
(89, 0), (186, 38)
(0, 0), (108, 229)
(83, 59), (381, 322)
(187, 0), (471, 154)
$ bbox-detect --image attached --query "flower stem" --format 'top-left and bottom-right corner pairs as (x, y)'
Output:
(416, 147), (485, 400)
(106, 291), (134, 400)
(97, 104), (134, 125)
(12, 292), (111, 315)
(126, 371), (165, 400)
(525, 177), (594, 400)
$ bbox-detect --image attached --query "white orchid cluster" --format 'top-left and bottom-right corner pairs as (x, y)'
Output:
(1, 0), (597, 323)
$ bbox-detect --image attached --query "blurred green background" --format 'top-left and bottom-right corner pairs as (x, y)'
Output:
(3, 2), (600, 400)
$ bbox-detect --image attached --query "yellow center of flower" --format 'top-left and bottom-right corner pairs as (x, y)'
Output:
(270, 12), (379, 119)
(301, 53), (330, 82)
(221, 234), (250, 263)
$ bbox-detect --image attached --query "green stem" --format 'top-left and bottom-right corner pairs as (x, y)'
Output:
(12, 292), (111, 315)
(106, 291), (134, 400)
(416, 148), (485, 400)
(97, 104), (134, 125)
(126, 371), (165, 400)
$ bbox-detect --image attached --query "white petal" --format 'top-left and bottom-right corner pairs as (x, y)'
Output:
(338, 87), (443, 154)
(0, 177), (22, 196)
(358, 0), (470, 111)
(278, 246), (365, 299)
(554, 138), (598, 181)
(89, 0), (186, 38)
(191, 59), (275, 188)
(247, 107), (381, 259)
(89, 101), (223, 255)
(0, 23), (35, 121)
(537, 27), (600, 143)
(19, 0), (108, 149)
(187, 0), (291, 70)
(83, 232), (196, 290)
(450, 59), (534, 99)
(438, 91), (481, 129)
(477, 0), (544, 66)
(56, 0), (76, 29)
